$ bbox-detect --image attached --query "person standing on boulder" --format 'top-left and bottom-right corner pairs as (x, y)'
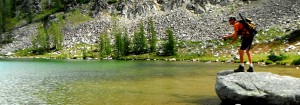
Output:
(222, 17), (254, 72)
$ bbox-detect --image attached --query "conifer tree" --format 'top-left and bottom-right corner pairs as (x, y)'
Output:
(114, 31), (124, 57)
(133, 21), (147, 54)
(111, 14), (125, 58)
(148, 17), (157, 53)
(0, 0), (14, 34)
(163, 28), (177, 56)
(99, 31), (111, 57)
(123, 30), (131, 56)
(48, 22), (63, 50)
(31, 25), (49, 54)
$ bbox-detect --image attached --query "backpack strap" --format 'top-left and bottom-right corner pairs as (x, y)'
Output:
(239, 13), (257, 37)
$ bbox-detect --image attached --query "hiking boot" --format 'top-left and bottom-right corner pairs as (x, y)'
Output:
(247, 67), (254, 72)
(234, 65), (245, 72)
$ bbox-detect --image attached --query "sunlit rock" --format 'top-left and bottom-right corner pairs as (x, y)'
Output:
(216, 70), (300, 105)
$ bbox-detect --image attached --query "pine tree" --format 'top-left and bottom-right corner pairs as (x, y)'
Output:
(31, 25), (49, 54)
(99, 33), (105, 57)
(0, 0), (14, 34)
(105, 35), (111, 56)
(53, 0), (64, 10)
(114, 31), (124, 58)
(48, 22), (63, 50)
(133, 21), (147, 54)
(4, 0), (13, 18)
(23, 0), (34, 23)
(111, 14), (125, 58)
(139, 21), (147, 53)
(123, 30), (131, 56)
(31, 34), (38, 50)
(163, 28), (177, 56)
(148, 17), (157, 53)
(0, 1), (5, 34)
(99, 32), (106, 57)
(99, 31), (111, 57)
(132, 31), (139, 54)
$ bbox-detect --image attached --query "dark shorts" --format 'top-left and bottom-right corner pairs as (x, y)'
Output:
(240, 36), (254, 50)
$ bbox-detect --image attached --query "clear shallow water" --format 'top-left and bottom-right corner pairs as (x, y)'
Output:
(0, 58), (299, 105)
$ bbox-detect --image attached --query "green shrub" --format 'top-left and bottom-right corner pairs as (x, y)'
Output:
(285, 30), (300, 43)
(276, 61), (287, 65)
(107, 0), (118, 4)
(15, 48), (33, 56)
(291, 58), (300, 65)
(82, 46), (87, 59)
(0, 35), (13, 44)
(268, 50), (287, 62)
(265, 60), (274, 65)
(76, 0), (90, 4)
(252, 60), (259, 64)
(56, 53), (68, 59)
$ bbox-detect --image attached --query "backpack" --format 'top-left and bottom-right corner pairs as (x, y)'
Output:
(238, 13), (257, 37)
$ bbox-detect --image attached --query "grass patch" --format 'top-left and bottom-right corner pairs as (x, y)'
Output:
(256, 27), (286, 41)
(33, 9), (59, 21)
(65, 9), (92, 25)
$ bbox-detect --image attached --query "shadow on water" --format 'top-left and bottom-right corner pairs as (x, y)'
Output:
(184, 97), (225, 105)
(179, 96), (247, 105)
(170, 94), (223, 105)
(195, 98), (223, 105)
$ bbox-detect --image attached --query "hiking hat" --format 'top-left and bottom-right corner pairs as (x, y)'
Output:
(228, 17), (236, 21)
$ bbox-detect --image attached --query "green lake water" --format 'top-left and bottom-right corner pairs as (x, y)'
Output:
(0, 58), (299, 105)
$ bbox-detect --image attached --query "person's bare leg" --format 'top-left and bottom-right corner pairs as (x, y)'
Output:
(246, 49), (254, 72)
(239, 49), (244, 65)
(234, 49), (245, 72)
(246, 50), (252, 64)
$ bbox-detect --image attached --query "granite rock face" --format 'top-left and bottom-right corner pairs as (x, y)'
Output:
(215, 70), (300, 105)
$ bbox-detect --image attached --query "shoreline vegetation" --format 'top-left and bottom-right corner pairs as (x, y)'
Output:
(3, 25), (300, 66)
(1, 25), (300, 66)
(1, 52), (300, 66)
(1, 24), (300, 66)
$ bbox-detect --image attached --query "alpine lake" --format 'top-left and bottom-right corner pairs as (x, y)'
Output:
(0, 58), (299, 105)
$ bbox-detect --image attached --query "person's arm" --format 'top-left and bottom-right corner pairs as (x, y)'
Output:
(223, 31), (238, 44)
(223, 23), (240, 44)
(229, 31), (238, 44)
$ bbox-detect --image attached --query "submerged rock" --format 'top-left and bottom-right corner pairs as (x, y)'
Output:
(215, 70), (300, 105)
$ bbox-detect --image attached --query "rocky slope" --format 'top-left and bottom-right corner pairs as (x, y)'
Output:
(0, 0), (300, 55)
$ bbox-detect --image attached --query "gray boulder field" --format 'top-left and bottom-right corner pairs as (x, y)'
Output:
(215, 70), (300, 105)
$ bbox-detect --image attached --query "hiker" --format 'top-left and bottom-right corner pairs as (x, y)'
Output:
(222, 17), (254, 72)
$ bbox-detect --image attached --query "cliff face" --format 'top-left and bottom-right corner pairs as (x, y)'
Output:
(0, 0), (300, 55)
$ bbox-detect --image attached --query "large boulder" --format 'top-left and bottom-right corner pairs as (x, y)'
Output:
(215, 70), (300, 105)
